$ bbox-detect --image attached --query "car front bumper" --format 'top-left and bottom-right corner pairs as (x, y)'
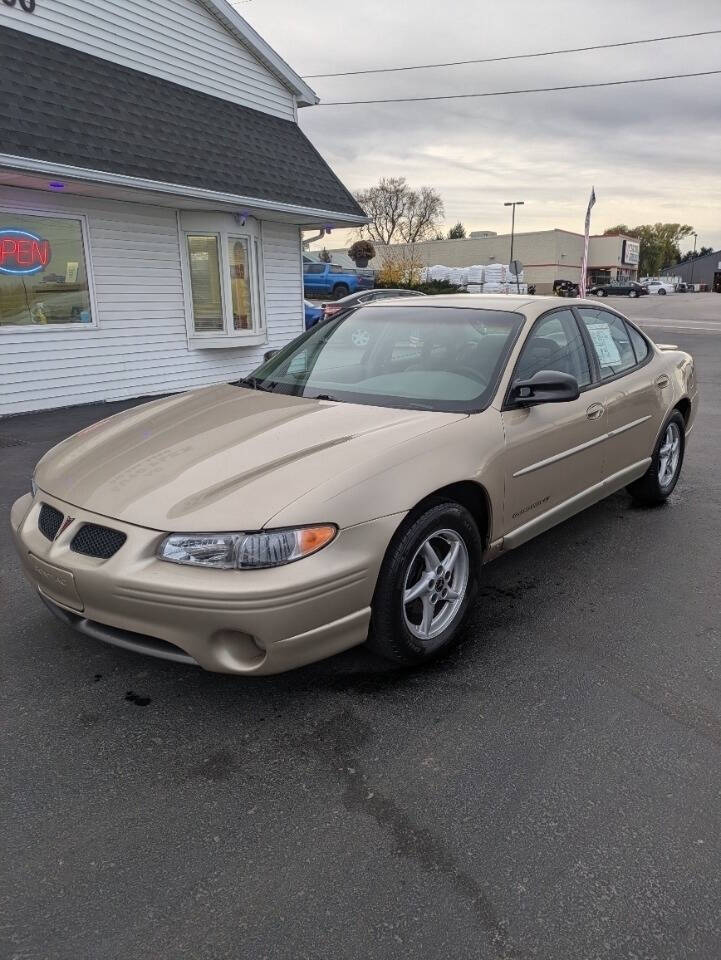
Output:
(10, 492), (403, 675)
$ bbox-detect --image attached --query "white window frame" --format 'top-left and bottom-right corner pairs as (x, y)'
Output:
(0, 206), (98, 333)
(179, 212), (267, 349)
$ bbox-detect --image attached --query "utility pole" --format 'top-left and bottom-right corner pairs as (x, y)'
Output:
(504, 201), (524, 292)
(689, 232), (698, 289)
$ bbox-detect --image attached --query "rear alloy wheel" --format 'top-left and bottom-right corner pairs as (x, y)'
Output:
(629, 290), (638, 298)
(367, 500), (481, 665)
(627, 411), (685, 505)
(599, 289), (607, 297)
(659, 288), (667, 295)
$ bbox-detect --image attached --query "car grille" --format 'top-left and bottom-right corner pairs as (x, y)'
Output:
(70, 523), (127, 559)
(38, 503), (64, 541)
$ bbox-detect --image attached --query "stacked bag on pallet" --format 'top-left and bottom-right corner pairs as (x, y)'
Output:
(419, 262), (527, 292)
(482, 263), (506, 293)
(468, 265), (484, 284)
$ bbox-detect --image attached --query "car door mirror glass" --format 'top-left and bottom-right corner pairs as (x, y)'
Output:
(510, 370), (580, 407)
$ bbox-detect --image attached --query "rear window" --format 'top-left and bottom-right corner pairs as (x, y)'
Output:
(578, 308), (637, 378)
(626, 324), (649, 362)
(303, 264), (324, 274)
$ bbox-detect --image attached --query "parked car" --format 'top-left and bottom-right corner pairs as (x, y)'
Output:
(322, 287), (426, 321)
(12, 295), (697, 676)
(303, 261), (373, 300)
(589, 280), (648, 298)
(553, 279), (580, 297)
(304, 299), (323, 330)
(644, 281), (674, 296)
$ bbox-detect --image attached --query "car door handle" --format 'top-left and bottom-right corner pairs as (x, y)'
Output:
(586, 402), (604, 420)
(655, 374), (670, 388)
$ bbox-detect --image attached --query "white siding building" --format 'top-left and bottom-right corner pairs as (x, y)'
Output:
(0, 0), (365, 415)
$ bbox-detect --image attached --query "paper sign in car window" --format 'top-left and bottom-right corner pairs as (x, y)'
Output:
(587, 322), (621, 366)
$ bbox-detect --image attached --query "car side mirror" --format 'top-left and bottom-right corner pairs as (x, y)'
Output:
(509, 370), (580, 407)
(263, 349), (280, 362)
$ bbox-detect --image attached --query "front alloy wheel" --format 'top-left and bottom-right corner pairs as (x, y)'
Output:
(403, 529), (469, 640)
(367, 500), (481, 664)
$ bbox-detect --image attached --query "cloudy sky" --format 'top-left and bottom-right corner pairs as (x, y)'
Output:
(236, 0), (721, 252)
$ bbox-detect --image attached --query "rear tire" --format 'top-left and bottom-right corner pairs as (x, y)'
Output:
(629, 290), (638, 298)
(332, 284), (349, 300)
(367, 500), (482, 666)
(627, 411), (685, 505)
(599, 289), (607, 297)
(659, 288), (667, 295)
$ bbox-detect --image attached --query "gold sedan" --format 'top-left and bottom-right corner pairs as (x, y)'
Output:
(11, 296), (697, 674)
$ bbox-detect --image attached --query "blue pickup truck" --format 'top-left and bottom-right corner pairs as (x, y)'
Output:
(303, 261), (374, 300)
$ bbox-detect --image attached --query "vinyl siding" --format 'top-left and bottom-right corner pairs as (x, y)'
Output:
(0, 0), (295, 119)
(0, 190), (304, 415)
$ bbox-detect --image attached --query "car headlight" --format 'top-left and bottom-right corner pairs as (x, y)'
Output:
(157, 525), (337, 569)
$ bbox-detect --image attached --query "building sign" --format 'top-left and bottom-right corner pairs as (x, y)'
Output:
(2, 0), (36, 12)
(622, 239), (640, 266)
(0, 229), (52, 275)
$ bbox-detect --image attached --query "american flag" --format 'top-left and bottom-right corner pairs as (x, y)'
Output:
(579, 188), (596, 298)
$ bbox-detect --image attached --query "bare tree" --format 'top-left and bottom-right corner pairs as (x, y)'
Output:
(401, 186), (445, 244)
(354, 177), (444, 246)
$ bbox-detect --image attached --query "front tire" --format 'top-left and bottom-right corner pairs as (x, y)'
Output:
(627, 411), (685, 505)
(659, 288), (667, 295)
(367, 500), (482, 665)
(629, 290), (638, 298)
(332, 284), (349, 300)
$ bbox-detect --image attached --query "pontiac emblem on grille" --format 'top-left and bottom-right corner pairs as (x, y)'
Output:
(56, 516), (74, 538)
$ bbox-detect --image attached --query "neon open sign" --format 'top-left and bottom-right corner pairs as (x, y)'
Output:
(0, 229), (52, 275)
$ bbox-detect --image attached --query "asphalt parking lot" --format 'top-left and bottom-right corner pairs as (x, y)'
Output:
(2, 293), (720, 960)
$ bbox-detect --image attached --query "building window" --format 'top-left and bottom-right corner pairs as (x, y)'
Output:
(187, 235), (223, 332)
(185, 226), (265, 341)
(0, 212), (93, 328)
(228, 237), (252, 330)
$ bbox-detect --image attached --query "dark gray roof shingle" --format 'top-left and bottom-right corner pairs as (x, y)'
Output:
(0, 25), (364, 219)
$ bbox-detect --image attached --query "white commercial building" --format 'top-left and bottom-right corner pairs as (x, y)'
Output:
(0, 0), (365, 415)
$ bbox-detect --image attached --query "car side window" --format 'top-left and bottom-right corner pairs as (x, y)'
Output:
(515, 309), (591, 387)
(303, 264), (324, 274)
(626, 323), (649, 363)
(330, 265), (343, 274)
(578, 308), (637, 379)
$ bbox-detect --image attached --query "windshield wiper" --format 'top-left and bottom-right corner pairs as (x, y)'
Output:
(237, 377), (278, 393)
(312, 393), (342, 402)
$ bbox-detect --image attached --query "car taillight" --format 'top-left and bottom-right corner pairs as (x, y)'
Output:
(324, 305), (340, 318)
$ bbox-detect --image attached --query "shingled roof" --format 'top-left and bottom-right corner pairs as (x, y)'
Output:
(0, 25), (364, 220)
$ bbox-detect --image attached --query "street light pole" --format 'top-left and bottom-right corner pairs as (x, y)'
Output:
(504, 201), (524, 292)
(689, 232), (698, 289)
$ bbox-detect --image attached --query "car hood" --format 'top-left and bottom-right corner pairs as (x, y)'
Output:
(35, 385), (465, 531)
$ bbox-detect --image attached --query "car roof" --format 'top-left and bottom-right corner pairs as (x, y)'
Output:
(359, 293), (623, 317)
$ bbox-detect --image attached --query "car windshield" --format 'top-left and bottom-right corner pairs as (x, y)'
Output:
(238, 305), (524, 412)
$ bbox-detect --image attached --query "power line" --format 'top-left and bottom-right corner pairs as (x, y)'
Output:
(303, 28), (721, 79)
(316, 68), (721, 106)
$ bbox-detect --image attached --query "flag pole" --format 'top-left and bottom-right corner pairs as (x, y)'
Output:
(579, 187), (596, 298)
